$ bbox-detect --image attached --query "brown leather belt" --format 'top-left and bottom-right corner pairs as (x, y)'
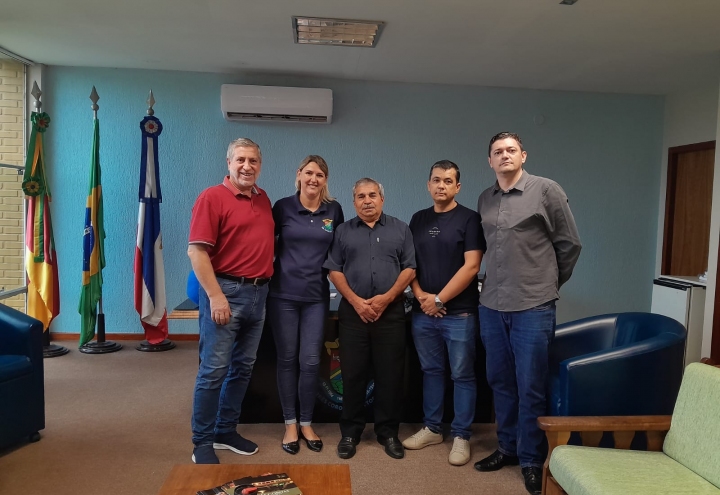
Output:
(215, 273), (270, 286)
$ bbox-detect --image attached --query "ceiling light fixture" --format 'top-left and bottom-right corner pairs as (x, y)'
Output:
(292, 17), (385, 47)
(559, 0), (579, 4)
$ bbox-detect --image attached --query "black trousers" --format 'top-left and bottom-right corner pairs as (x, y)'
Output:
(338, 298), (406, 440)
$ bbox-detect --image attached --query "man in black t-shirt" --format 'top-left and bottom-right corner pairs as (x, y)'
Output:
(403, 160), (485, 467)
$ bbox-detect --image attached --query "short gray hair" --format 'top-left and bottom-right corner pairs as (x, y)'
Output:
(227, 138), (262, 160)
(352, 177), (384, 199)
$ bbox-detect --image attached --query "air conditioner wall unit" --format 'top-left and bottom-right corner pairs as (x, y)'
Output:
(221, 84), (333, 124)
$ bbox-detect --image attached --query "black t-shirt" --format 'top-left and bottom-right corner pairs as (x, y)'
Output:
(409, 203), (485, 314)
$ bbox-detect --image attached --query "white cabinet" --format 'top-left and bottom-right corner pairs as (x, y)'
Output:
(651, 277), (706, 365)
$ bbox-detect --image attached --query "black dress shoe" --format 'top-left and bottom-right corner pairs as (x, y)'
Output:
(300, 432), (323, 452)
(377, 436), (405, 459)
(473, 449), (520, 472)
(337, 437), (357, 459)
(521, 467), (542, 495)
(281, 439), (300, 455)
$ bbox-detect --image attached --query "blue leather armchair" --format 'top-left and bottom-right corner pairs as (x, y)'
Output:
(548, 312), (686, 416)
(0, 303), (45, 450)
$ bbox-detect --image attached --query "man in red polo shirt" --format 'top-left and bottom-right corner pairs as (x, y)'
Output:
(187, 138), (274, 464)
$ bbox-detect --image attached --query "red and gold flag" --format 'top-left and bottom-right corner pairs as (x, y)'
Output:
(23, 111), (60, 330)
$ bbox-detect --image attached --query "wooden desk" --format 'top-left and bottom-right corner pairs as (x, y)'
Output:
(167, 297), (341, 320)
(168, 309), (199, 320)
(166, 296), (492, 424)
(158, 464), (351, 495)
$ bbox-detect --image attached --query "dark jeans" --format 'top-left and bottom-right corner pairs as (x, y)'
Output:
(338, 298), (406, 440)
(267, 296), (327, 425)
(191, 279), (267, 446)
(479, 301), (556, 468)
(412, 312), (477, 440)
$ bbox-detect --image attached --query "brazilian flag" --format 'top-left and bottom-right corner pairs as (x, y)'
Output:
(78, 118), (106, 347)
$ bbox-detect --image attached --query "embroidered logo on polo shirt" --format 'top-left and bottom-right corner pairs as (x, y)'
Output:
(322, 219), (334, 232)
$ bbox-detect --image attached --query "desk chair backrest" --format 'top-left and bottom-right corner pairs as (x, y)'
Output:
(187, 270), (200, 305)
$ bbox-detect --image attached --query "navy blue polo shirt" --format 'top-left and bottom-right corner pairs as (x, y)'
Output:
(409, 203), (484, 314)
(323, 213), (416, 299)
(269, 194), (345, 302)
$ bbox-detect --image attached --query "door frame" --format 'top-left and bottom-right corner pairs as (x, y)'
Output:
(661, 140), (716, 274)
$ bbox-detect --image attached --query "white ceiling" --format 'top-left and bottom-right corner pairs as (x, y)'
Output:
(2, 0), (720, 95)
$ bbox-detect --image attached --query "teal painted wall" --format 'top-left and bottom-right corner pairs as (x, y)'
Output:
(42, 66), (663, 336)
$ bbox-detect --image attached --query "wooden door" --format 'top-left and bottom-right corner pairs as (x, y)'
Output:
(661, 141), (719, 361)
(662, 141), (715, 276)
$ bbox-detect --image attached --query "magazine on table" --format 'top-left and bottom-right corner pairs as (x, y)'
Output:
(197, 472), (302, 495)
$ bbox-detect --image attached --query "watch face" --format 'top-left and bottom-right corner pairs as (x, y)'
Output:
(435, 298), (443, 308)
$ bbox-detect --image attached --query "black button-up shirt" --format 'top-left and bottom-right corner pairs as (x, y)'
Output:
(477, 170), (582, 312)
(323, 213), (416, 299)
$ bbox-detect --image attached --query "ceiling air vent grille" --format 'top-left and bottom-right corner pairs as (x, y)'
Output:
(292, 17), (384, 48)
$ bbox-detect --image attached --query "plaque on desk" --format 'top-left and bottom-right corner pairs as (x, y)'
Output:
(197, 472), (302, 495)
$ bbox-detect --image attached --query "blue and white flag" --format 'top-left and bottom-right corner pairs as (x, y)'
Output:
(133, 115), (168, 343)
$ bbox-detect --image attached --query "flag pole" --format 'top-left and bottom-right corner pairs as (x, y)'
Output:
(28, 81), (69, 358)
(136, 90), (175, 352)
(79, 86), (121, 354)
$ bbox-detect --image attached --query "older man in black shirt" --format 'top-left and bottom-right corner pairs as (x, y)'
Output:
(323, 178), (416, 460)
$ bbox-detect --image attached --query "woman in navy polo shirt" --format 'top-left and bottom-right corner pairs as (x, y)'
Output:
(268, 155), (344, 454)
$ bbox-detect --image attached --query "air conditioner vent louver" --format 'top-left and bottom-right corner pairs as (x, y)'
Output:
(226, 112), (328, 123)
(221, 85), (333, 124)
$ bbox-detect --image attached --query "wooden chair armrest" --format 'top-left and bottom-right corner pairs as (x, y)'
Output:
(538, 415), (672, 432)
(700, 357), (718, 367)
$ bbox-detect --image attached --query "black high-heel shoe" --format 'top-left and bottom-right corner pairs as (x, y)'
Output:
(300, 430), (323, 452)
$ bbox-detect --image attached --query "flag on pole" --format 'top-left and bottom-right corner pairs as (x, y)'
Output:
(78, 118), (106, 347)
(134, 115), (169, 344)
(23, 111), (60, 331)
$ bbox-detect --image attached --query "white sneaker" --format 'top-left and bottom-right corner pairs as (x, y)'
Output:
(402, 426), (443, 450)
(448, 437), (471, 466)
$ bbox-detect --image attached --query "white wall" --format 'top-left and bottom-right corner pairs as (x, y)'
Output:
(704, 83), (720, 357)
(655, 83), (719, 276)
(655, 81), (720, 358)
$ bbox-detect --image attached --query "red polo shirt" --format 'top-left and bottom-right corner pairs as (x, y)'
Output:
(189, 176), (274, 278)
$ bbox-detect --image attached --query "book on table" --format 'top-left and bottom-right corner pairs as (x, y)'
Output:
(197, 472), (302, 495)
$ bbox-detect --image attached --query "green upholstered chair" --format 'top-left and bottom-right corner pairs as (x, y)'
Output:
(538, 362), (720, 495)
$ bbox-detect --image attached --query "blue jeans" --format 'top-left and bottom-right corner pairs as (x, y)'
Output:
(191, 279), (268, 446)
(412, 312), (477, 440)
(479, 301), (556, 468)
(267, 297), (327, 425)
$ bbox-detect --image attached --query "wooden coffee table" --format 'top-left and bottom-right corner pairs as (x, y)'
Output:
(158, 464), (351, 495)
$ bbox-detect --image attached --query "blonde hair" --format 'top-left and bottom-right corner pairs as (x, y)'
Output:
(296, 155), (334, 203)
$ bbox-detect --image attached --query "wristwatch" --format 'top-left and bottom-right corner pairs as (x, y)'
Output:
(434, 295), (444, 309)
